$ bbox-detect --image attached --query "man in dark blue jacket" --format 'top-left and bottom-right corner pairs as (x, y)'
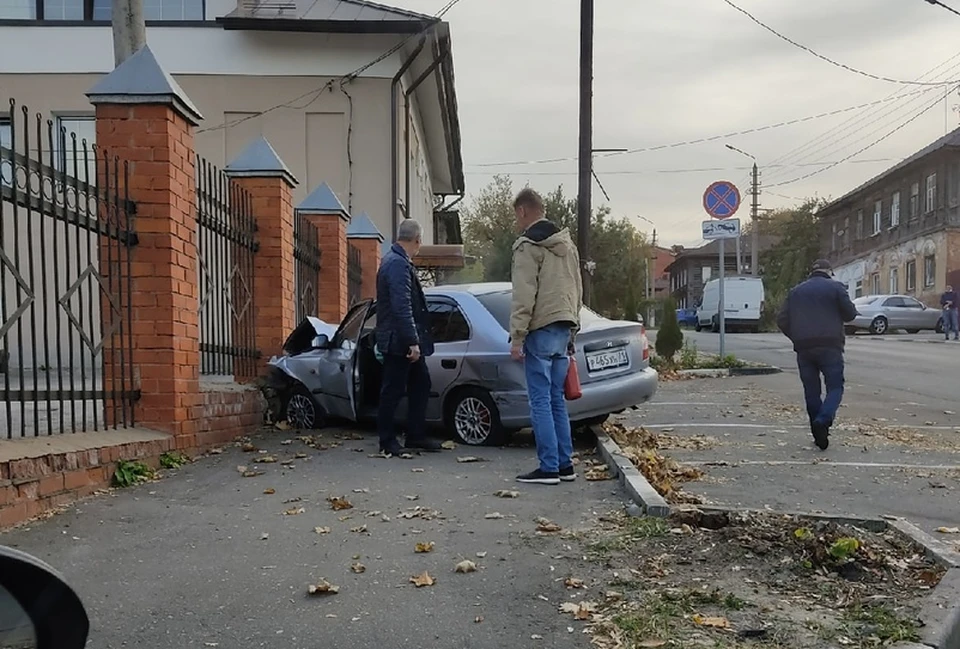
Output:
(777, 259), (859, 450)
(375, 219), (443, 455)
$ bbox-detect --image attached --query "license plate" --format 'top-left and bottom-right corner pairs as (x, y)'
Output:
(585, 348), (629, 373)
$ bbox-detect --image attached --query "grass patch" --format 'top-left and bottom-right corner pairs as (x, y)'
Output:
(650, 341), (746, 372)
(610, 589), (754, 643)
(588, 517), (668, 555)
(159, 451), (189, 469)
(841, 604), (921, 644)
(113, 460), (154, 488)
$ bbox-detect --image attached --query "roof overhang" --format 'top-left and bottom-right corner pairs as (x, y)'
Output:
(414, 244), (465, 269)
(219, 16), (431, 32)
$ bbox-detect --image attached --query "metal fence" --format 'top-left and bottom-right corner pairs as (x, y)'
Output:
(347, 242), (362, 307)
(195, 156), (259, 377)
(293, 214), (321, 322)
(0, 100), (139, 438)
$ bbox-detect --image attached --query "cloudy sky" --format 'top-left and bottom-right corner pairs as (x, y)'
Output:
(397, 0), (960, 248)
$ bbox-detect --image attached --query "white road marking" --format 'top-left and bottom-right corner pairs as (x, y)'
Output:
(646, 402), (728, 406)
(643, 422), (960, 431)
(687, 459), (960, 470)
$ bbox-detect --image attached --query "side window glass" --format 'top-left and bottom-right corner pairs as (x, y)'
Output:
(428, 301), (470, 343)
(904, 298), (923, 309)
(883, 297), (903, 308)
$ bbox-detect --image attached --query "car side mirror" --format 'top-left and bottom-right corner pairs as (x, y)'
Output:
(313, 334), (330, 349)
(0, 546), (89, 649)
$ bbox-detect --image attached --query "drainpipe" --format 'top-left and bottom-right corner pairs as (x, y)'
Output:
(404, 40), (451, 231)
(391, 36), (426, 243)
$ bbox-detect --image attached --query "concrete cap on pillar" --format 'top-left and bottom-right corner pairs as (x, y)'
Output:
(297, 182), (349, 221)
(224, 136), (298, 187)
(86, 45), (203, 126)
(346, 211), (384, 242)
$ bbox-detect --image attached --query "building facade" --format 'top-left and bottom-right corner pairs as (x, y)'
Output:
(666, 237), (775, 308)
(819, 128), (960, 304)
(0, 0), (464, 245)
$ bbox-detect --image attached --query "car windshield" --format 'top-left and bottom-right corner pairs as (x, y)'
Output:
(475, 290), (604, 331)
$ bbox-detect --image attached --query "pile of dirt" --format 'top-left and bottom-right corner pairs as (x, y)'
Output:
(604, 422), (704, 504)
(578, 510), (945, 649)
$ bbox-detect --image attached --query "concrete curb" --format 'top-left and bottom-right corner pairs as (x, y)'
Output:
(677, 366), (782, 378)
(593, 428), (670, 518)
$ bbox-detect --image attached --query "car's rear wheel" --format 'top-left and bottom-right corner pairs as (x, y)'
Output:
(445, 387), (506, 446)
(869, 316), (888, 335)
(694, 322), (703, 332)
(282, 384), (325, 430)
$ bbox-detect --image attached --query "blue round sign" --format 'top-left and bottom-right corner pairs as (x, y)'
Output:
(703, 181), (741, 220)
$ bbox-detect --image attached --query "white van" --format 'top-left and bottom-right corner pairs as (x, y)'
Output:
(696, 276), (765, 333)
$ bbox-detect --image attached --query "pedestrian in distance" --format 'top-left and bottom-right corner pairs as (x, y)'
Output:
(776, 259), (858, 451)
(940, 284), (959, 341)
(509, 188), (583, 485)
(375, 219), (444, 456)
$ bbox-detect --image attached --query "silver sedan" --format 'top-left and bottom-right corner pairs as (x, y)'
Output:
(847, 294), (945, 335)
(265, 282), (659, 445)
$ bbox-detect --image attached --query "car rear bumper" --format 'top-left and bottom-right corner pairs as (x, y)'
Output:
(493, 366), (659, 429)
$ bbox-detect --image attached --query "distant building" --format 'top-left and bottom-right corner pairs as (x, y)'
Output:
(818, 127), (960, 304)
(650, 246), (675, 299)
(666, 236), (777, 309)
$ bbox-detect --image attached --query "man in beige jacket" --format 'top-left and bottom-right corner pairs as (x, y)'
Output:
(509, 188), (583, 485)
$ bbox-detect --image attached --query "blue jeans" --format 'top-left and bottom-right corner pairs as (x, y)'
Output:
(796, 347), (845, 429)
(523, 322), (574, 473)
(943, 308), (959, 339)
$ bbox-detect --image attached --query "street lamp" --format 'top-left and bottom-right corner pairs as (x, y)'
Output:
(725, 144), (760, 276)
(636, 215), (658, 327)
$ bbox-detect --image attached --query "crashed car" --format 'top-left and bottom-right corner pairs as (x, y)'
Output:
(266, 282), (659, 446)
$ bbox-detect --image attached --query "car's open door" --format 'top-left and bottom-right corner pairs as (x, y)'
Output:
(317, 299), (373, 419)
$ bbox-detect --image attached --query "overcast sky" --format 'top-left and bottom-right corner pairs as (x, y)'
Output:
(397, 0), (960, 248)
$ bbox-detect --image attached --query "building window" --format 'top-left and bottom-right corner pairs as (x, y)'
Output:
(871, 273), (880, 295)
(906, 259), (917, 292)
(926, 173), (937, 213)
(843, 217), (850, 248)
(0, 118), (11, 188)
(0, 0), (35, 18)
(55, 116), (96, 182)
(924, 255), (936, 288)
(856, 211), (863, 240)
(910, 182), (920, 218)
(93, 0), (203, 21)
(871, 201), (881, 235)
(854, 279), (863, 298)
(889, 267), (899, 294)
(891, 191), (901, 227)
(3, 0), (203, 20)
(702, 266), (712, 283)
(831, 223), (837, 251)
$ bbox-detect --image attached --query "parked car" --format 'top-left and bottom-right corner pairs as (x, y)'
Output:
(696, 276), (765, 333)
(847, 294), (944, 335)
(675, 307), (698, 327)
(266, 282), (659, 446)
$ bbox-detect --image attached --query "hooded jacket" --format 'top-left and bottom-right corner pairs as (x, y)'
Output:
(777, 271), (858, 352)
(509, 219), (583, 345)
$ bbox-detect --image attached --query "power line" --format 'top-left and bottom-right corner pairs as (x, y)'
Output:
(722, 0), (960, 87)
(195, 0), (465, 135)
(469, 90), (933, 168)
(463, 158), (899, 176)
(925, 0), (960, 17)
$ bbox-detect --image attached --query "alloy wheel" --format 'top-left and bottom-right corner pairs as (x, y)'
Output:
(454, 397), (492, 445)
(287, 394), (316, 429)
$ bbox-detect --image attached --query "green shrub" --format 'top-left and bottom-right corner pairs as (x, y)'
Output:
(113, 460), (154, 488)
(655, 297), (684, 361)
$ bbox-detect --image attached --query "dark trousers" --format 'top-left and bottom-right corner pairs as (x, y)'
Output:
(377, 354), (431, 447)
(796, 347), (845, 428)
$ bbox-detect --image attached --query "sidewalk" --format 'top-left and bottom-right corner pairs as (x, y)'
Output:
(620, 375), (960, 534)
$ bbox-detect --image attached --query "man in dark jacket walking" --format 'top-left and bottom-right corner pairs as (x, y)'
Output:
(777, 259), (858, 450)
(940, 285), (959, 341)
(375, 219), (443, 455)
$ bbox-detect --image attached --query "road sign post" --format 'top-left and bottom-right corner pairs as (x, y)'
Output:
(702, 181), (742, 359)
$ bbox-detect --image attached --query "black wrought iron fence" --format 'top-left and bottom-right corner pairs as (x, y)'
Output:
(347, 242), (363, 307)
(0, 100), (139, 438)
(195, 156), (259, 377)
(294, 214), (321, 322)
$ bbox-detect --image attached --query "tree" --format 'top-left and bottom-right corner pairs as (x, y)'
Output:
(758, 199), (824, 326)
(655, 297), (684, 361)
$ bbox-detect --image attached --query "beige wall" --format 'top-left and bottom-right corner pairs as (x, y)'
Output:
(0, 72), (437, 244)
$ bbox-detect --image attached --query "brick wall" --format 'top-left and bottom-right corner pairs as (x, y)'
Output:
(312, 214), (349, 322)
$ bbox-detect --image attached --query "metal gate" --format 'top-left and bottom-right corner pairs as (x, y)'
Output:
(0, 100), (138, 438)
(294, 214), (321, 322)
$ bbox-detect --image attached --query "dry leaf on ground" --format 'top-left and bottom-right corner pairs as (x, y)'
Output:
(415, 541), (435, 553)
(411, 468), (425, 473)
(350, 562), (366, 574)
(405, 494), (420, 501)
(564, 577), (585, 589)
(441, 440), (457, 450)
(263, 488), (276, 495)
(275, 420), (291, 431)
(328, 496), (354, 511)
(255, 455), (277, 464)
(410, 571), (435, 587)
(295, 452), (308, 459)
(559, 601), (597, 620)
(937, 526), (960, 534)
(284, 507), (305, 516)
(638, 640), (666, 648)
(484, 512), (504, 520)
(350, 525), (368, 534)
(494, 490), (520, 498)
(536, 518), (562, 533)
(584, 466), (612, 481)
(457, 456), (484, 463)
(455, 560), (477, 573)
(314, 526), (330, 535)
(307, 579), (339, 595)
(241, 443), (257, 452)
(692, 614), (730, 628)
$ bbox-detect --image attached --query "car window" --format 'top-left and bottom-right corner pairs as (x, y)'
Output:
(334, 302), (369, 349)
(902, 297), (924, 309)
(427, 300), (470, 343)
(475, 290), (604, 331)
(883, 297), (904, 307)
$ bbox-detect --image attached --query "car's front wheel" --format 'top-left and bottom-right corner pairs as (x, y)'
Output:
(936, 318), (945, 334)
(445, 387), (506, 446)
(282, 384), (325, 430)
(869, 316), (888, 335)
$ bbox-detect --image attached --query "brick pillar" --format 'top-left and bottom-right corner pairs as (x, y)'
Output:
(346, 211), (384, 301)
(298, 182), (350, 323)
(224, 137), (298, 369)
(87, 46), (204, 441)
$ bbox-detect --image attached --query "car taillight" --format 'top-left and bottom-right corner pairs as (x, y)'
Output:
(641, 326), (649, 361)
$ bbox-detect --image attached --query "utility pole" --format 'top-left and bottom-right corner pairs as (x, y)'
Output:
(577, 0), (594, 305)
(648, 228), (657, 327)
(751, 162), (760, 276)
(113, 0), (146, 67)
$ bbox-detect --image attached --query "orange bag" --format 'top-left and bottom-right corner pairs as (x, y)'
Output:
(564, 357), (582, 401)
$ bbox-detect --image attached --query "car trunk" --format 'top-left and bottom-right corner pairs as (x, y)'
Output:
(573, 319), (648, 385)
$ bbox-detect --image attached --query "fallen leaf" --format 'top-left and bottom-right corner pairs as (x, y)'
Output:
(353, 488), (370, 493)
(275, 420), (291, 431)
(536, 518), (562, 533)
(494, 490), (520, 499)
(307, 579), (339, 595)
(559, 601), (597, 620)
(564, 577), (585, 589)
(405, 494), (420, 501)
(399, 453), (415, 460)
(255, 455), (277, 464)
(350, 525), (368, 534)
(208, 447), (224, 455)
(474, 616), (483, 623)
(457, 456), (484, 463)
(584, 466), (612, 481)
(284, 507), (305, 516)
(918, 569), (940, 586)
(263, 488), (276, 495)
(692, 614), (730, 628)
(242, 470), (264, 478)
(260, 532), (269, 540)
(415, 541), (435, 553)
(455, 560), (477, 573)
(937, 526), (960, 534)
(280, 439), (293, 445)
(410, 571), (435, 587)
(350, 562), (366, 574)
(411, 468), (425, 473)
(241, 443), (257, 452)
(638, 640), (666, 648)
(328, 496), (354, 511)
(314, 526), (330, 535)
(236, 465), (248, 473)
(531, 635), (543, 640)
(476, 551), (488, 558)
(484, 512), (504, 520)
(441, 440), (457, 450)
(295, 452), (308, 459)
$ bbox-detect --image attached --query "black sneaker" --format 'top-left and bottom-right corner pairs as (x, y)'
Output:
(405, 437), (443, 453)
(811, 421), (830, 450)
(559, 466), (577, 482)
(380, 442), (404, 456)
(516, 469), (560, 485)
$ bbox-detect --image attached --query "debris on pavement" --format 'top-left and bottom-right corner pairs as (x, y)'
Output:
(415, 541), (435, 553)
(350, 562), (366, 574)
(454, 560), (477, 573)
(484, 512), (504, 520)
(535, 518), (562, 533)
(327, 496), (353, 511)
(410, 571), (435, 587)
(456, 456), (484, 463)
(493, 490), (520, 498)
(603, 422), (704, 503)
(307, 579), (340, 596)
